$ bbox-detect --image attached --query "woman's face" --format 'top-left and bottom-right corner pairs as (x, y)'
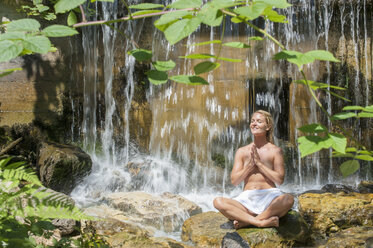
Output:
(250, 113), (270, 136)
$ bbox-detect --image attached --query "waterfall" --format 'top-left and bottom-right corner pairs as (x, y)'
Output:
(70, 1), (372, 209)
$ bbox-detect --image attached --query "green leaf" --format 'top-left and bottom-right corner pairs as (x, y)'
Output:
(354, 155), (373, 161)
(209, 0), (236, 8)
(7, 19), (40, 32)
(293, 80), (346, 90)
(152, 60), (176, 71)
(223, 42), (250, 48)
(298, 123), (327, 133)
(127, 49), (152, 62)
(0, 67), (22, 77)
(197, 3), (223, 26)
(146, 70), (168, 85)
(155, 10), (190, 26)
(0, 31), (26, 41)
(249, 36), (264, 41)
(331, 112), (357, 120)
(170, 75), (209, 85)
(55, 0), (86, 13)
(231, 17), (245, 23)
(194, 61), (220, 74)
(364, 105), (373, 112)
(234, 4), (268, 20)
(256, 0), (292, 9)
(168, 0), (201, 9)
(298, 135), (333, 157)
(332, 152), (354, 158)
(180, 53), (215, 59)
(187, 40), (221, 46)
(22, 36), (51, 54)
(342, 106), (364, 111)
(340, 160), (360, 178)
(329, 133), (347, 154)
(345, 147), (357, 152)
(358, 150), (373, 155)
(67, 11), (78, 26)
(262, 7), (287, 23)
(274, 50), (314, 69)
(305, 50), (340, 63)
(164, 18), (201, 45)
(132, 10), (162, 16)
(0, 40), (23, 62)
(327, 90), (351, 102)
(217, 57), (242, 62)
(42, 25), (78, 37)
(358, 112), (373, 118)
(129, 3), (164, 9)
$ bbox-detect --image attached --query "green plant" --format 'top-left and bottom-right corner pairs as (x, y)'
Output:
(0, 157), (95, 247)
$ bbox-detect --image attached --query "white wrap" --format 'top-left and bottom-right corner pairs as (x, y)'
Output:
(233, 188), (283, 214)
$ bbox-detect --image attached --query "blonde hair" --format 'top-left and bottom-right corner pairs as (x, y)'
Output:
(252, 110), (274, 143)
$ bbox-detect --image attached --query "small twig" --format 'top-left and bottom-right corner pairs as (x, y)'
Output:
(119, 0), (133, 20)
(79, 5), (87, 23)
(0, 137), (23, 156)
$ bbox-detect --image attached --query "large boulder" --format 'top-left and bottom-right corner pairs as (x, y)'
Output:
(37, 141), (92, 194)
(298, 192), (373, 240)
(82, 205), (192, 248)
(181, 210), (309, 248)
(104, 191), (202, 233)
(319, 226), (373, 248)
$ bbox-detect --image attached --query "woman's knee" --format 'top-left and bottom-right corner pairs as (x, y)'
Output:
(213, 197), (226, 210)
(284, 194), (294, 208)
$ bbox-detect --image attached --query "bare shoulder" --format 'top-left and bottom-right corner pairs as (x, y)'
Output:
(236, 144), (253, 156)
(267, 143), (283, 155)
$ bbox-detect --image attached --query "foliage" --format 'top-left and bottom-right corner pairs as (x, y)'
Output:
(0, 0), (371, 179)
(0, 157), (97, 247)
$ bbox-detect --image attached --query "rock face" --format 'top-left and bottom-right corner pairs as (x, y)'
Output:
(181, 211), (309, 248)
(37, 141), (92, 194)
(104, 191), (202, 233)
(82, 204), (193, 248)
(319, 226), (373, 248)
(298, 192), (373, 241)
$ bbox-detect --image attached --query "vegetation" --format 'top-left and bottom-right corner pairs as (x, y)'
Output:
(0, 0), (372, 244)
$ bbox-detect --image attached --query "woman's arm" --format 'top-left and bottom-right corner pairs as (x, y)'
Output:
(230, 147), (256, 186)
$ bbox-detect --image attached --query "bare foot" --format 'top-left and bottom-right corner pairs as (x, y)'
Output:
(233, 220), (249, 229)
(233, 216), (279, 229)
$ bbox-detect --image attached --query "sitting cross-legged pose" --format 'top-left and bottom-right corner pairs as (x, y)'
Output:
(213, 110), (294, 229)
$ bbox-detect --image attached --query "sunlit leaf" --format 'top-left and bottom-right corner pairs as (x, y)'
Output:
(223, 42), (250, 48)
(155, 10), (189, 26)
(127, 49), (152, 62)
(329, 133), (347, 154)
(217, 57), (242, 62)
(332, 152), (354, 158)
(298, 135), (333, 157)
(306, 50), (340, 63)
(129, 3), (164, 9)
(234, 4), (267, 20)
(7, 19), (40, 32)
(197, 2), (223, 26)
(358, 112), (373, 118)
(249, 36), (263, 41)
(340, 160), (360, 178)
(262, 7), (287, 23)
(167, 0), (201, 9)
(22, 36), (51, 54)
(187, 40), (221, 46)
(132, 10), (162, 16)
(256, 0), (292, 8)
(208, 0), (236, 8)
(42, 25), (78, 37)
(298, 123), (327, 133)
(327, 90), (351, 102)
(354, 155), (373, 161)
(152, 60), (176, 71)
(180, 53), (215, 59)
(231, 16), (245, 23)
(331, 112), (357, 120)
(67, 11), (78, 26)
(358, 150), (373, 155)
(364, 105), (373, 112)
(146, 70), (168, 85)
(274, 50), (340, 69)
(194, 61), (220, 74)
(55, 0), (86, 13)
(0, 31), (26, 40)
(345, 147), (357, 152)
(0, 67), (22, 77)
(342, 106), (364, 111)
(170, 75), (209, 85)
(293, 80), (346, 91)
(164, 18), (201, 45)
(0, 40), (23, 62)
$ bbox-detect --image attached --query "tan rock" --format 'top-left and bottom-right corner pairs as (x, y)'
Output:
(105, 191), (202, 232)
(319, 226), (373, 248)
(298, 192), (373, 240)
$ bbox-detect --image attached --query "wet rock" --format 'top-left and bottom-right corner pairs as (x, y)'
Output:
(321, 184), (357, 194)
(358, 181), (373, 193)
(298, 192), (373, 241)
(51, 219), (76, 236)
(319, 226), (373, 248)
(182, 210), (309, 248)
(104, 191), (202, 232)
(37, 141), (92, 194)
